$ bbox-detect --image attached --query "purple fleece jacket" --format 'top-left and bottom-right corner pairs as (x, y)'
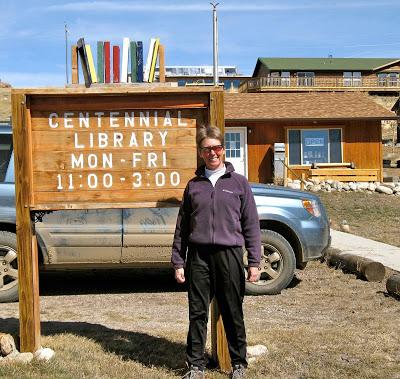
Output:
(171, 162), (261, 269)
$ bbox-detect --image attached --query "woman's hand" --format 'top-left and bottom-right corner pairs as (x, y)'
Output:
(175, 268), (186, 283)
(247, 266), (259, 282)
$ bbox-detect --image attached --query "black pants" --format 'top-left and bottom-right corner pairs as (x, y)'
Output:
(186, 244), (247, 369)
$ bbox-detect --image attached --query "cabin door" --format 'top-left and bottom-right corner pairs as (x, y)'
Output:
(224, 127), (248, 178)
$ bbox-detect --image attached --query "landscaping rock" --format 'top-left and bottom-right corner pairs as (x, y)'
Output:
(382, 182), (396, 189)
(376, 185), (394, 195)
(310, 185), (321, 192)
(349, 182), (357, 191)
(358, 182), (369, 190)
(0, 333), (16, 357)
(342, 184), (350, 191)
(368, 183), (377, 191)
(34, 347), (55, 362)
(247, 344), (268, 358)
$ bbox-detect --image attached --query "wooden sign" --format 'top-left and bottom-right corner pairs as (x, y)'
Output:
(13, 87), (222, 211)
(11, 86), (224, 353)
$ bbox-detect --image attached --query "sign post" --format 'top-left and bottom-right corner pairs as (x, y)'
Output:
(12, 86), (229, 368)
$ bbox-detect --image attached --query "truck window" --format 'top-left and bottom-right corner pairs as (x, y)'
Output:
(0, 134), (13, 182)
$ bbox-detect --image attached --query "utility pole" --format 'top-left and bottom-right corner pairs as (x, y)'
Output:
(65, 22), (69, 85)
(210, 2), (219, 86)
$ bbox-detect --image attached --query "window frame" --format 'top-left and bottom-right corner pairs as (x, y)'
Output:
(286, 127), (344, 167)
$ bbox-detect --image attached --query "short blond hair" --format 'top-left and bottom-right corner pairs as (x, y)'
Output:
(196, 125), (224, 148)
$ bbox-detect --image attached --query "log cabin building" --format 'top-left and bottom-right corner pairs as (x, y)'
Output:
(241, 57), (400, 94)
(224, 92), (398, 183)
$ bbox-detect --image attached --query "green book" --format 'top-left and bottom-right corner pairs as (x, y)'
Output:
(130, 41), (137, 82)
(97, 41), (104, 83)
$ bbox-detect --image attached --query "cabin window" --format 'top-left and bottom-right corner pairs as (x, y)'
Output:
(377, 72), (399, 86)
(288, 128), (342, 165)
(296, 72), (315, 86)
(281, 71), (290, 86)
(343, 72), (362, 86)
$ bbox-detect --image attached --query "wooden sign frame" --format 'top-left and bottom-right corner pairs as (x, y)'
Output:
(12, 86), (230, 371)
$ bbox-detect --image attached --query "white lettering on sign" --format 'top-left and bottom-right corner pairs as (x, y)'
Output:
(49, 109), (193, 191)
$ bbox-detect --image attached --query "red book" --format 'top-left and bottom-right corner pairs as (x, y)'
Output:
(104, 41), (111, 83)
(113, 45), (120, 83)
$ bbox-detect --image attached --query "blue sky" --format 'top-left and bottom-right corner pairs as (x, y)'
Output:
(1, 0), (400, 87)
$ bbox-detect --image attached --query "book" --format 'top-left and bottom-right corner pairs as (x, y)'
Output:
(97, 41), (104, 83)
(136, 41), (143, 82)
(144, 38), (156, 82)
(121, 37), (130, 83)
(149, 38), (160, 82)
(130, 41), (137, 82)
(85, 44), (98, 83)
(76, 38), (91, 87)
(113, 45), (120, 83)
(104, 41), (111, 83)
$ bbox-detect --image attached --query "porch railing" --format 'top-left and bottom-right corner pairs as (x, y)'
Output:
(239, 76), (400, 92)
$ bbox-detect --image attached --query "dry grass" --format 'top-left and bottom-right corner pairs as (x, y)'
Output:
(1, 262), (400, 379)
(317, 191), (400, 247)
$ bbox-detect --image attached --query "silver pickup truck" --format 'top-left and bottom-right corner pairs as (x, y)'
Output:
(0, 125), (330, 302)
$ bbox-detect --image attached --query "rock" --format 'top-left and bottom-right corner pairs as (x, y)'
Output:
(0, 333), (16, 357)
(13, 352), (33, 364)
(248, 357), (256, 364)
(310, 185), (321, 192)
(340, 220), (350, 233)
(326, 180), (334, 185)
(342, 184), (350, 191)
(337, 182), (343, 191)
(288, 182), (301, 190)
(381, 182), (396, 189)
(349, 182), (357, 191)
(34, 347), (55, 362)
(325, 185), (332, 192)
(376, 185), (393, 195)
(368, 183), (377, 191)
(357, 182), (369, 190)
(311, 178), (320, 185)
(247, 344), (268, 358)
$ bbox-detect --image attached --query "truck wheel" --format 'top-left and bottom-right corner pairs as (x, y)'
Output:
(0, 232), (19, 303)
(245, 230), (296, 295)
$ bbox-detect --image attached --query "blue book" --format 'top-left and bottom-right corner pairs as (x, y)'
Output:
(130, 41), (137, 82)
(136, 41), (143, 82)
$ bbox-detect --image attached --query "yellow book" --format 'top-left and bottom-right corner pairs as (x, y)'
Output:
(149, 38), (160, 83)
(85, 44), (98, 83)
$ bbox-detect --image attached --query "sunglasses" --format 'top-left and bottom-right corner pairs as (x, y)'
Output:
(200, 145), (224, 154)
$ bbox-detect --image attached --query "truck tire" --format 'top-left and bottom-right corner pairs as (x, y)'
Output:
(245, 230), (296, 295)
(0, 231), (19, 303)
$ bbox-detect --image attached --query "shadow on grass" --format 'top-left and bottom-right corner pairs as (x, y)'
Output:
(0, 317), (187, 371)
(39, 268), (187, 297)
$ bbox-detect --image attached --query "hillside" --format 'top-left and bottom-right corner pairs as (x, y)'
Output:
(0, 87), (11, 122)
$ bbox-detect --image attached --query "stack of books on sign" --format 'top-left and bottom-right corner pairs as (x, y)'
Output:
(74, 37), (163, 87)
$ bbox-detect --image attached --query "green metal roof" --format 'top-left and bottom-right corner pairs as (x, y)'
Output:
(254, 58), (400, 75)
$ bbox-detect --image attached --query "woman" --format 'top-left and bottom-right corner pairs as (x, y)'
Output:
(171, 125), (261, 379)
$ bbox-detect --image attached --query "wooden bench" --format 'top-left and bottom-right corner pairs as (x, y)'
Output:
(307, 168), (379, 182)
